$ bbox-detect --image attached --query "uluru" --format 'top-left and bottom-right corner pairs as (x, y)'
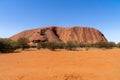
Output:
(10, 26), (107, 43)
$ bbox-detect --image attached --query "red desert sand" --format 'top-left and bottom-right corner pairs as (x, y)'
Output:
(0, 48), (120, 80)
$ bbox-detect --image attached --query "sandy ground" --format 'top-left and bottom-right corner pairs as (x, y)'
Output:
(0, 48), (120, 80)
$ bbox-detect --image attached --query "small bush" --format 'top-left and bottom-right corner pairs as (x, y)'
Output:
(94, 41), (106, 48)
(0, 38), (18, 53)
(37, 42), (59, 51)
(37, 42), (49, 49)
(107, 42), (116, 48)
(56, 42), (65, 49)
(17, 37), (30, 50)
(47, 42), (58, 51)
(65, 41), (77, 50)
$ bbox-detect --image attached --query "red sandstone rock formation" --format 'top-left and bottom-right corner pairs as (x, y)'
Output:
(10, 26), (107, 43)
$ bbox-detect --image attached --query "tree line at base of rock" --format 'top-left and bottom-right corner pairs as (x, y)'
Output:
(0, 38), (30, 53)
(0, 37), (120, 53)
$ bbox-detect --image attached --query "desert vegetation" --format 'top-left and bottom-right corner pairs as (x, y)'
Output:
(0, 37), (30, 53)
(35, 41), (120, 50)
(17, 37), (30, 50)
(37, 41), (65, 50)
(37, 42), (57, 51)
(0, 38), (18, 53)
(0, 37), (120, 53)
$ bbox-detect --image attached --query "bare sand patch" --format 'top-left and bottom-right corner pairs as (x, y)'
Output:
(0, 48), (120, 80)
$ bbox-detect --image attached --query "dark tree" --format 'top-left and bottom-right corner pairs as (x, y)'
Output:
(0, 38), (18, 53)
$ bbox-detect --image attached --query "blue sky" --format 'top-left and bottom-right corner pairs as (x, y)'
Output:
(0, 0), (120, 43)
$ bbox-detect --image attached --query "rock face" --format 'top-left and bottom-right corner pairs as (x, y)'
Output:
(10, 26), (107, 43)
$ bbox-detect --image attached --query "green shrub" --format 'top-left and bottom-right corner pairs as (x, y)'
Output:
(107, 42), (116, 48)
(56, 42), (65, 49)
(0, 38), (18, 53)
(17, 37), (30, 50)
(37, 42), (48, 49)
(37, 42), (59, 51)
(94, 41), (115, 49)
(47, 42), (58, 51)
(65, 41), (77, 50)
